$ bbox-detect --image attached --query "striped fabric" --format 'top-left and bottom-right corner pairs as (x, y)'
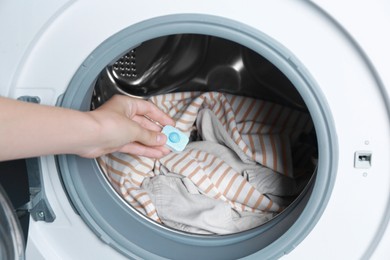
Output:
(98, 91), (313, 223)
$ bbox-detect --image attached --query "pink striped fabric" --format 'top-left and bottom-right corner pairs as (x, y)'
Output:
(98, 91), (313, 223)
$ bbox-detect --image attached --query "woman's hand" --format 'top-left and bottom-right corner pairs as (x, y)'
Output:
(0, 95), (175, 161)
(84, 95), (175, 158)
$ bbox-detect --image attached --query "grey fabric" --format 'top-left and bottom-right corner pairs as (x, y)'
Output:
(193, 109), (299, 197)
(187, 141), (298, 197)
(142, 175), (273, 234)
(196, 109), (253, 164)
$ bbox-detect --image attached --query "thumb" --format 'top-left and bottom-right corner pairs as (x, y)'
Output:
(131, 123), (167, 147)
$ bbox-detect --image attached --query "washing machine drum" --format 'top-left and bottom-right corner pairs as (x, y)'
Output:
(58, 31), (334, 260)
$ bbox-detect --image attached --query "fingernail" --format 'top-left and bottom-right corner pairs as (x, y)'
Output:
(156, 134), (165, 144)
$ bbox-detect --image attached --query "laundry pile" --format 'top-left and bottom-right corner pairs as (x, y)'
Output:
(98, 91), (315, 234)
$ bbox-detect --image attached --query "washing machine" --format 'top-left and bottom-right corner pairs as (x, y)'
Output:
(0, 0), (389, 259)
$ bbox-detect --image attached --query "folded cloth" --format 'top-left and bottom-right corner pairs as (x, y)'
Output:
(142, 175), (273, 235)
(98, 91), (314, 234)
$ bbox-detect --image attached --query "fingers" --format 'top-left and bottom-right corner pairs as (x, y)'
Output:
(129, 120), (167, 147)
(91, 95), (176, 159)
(132, 115), (162, 131)
(108, 95), (175, 127)
(130, 98), (175, 127)
(119, 142), (170, 158)
(122, 120), (171, 158)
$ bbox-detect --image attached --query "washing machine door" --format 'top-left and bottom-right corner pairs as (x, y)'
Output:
(0, 184), (25, 260)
